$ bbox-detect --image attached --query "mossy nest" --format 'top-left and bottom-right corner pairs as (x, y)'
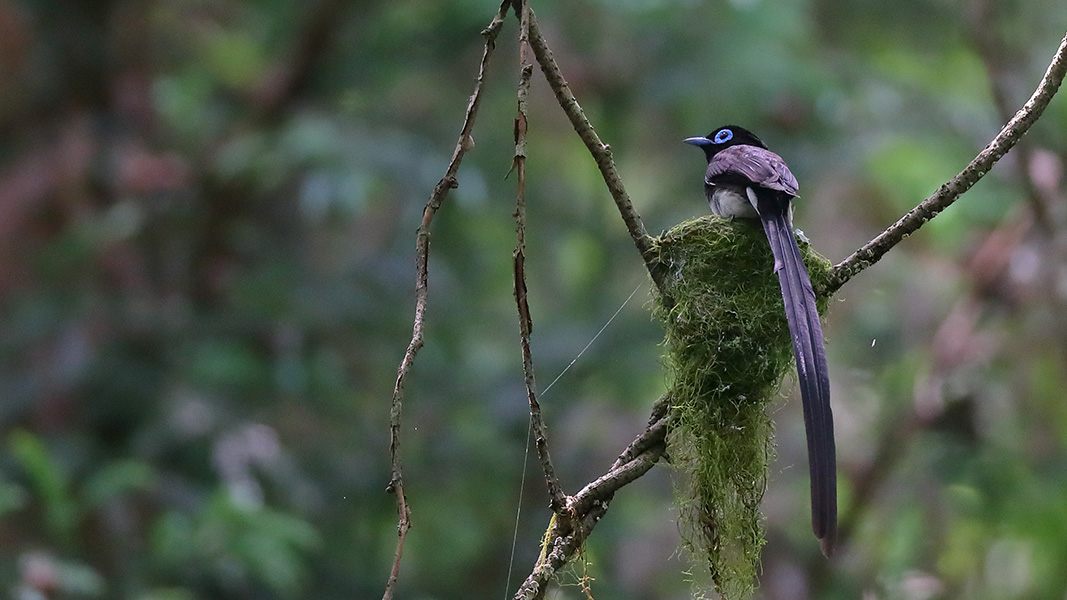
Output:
(649, 215), (833, 599)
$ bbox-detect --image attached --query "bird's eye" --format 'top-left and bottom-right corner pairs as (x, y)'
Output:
(713, 129), (733, 144)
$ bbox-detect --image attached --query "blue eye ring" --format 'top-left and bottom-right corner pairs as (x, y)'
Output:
(713, 129), (733, 144)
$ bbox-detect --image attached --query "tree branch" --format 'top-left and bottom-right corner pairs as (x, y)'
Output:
(513, 0), (566, 513)
(525, 8), (670, 300)
(512, 398), (669, 600)
(381, 3), (512, 599)
(822, 30), (1067, 296)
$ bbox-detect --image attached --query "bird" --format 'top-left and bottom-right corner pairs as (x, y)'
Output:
(685, 125), (837, 556)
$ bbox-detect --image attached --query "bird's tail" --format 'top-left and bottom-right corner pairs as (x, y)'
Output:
(759, 197), (837, 556)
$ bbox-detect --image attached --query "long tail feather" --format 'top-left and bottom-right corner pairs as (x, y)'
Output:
(759, 197), (837, 556)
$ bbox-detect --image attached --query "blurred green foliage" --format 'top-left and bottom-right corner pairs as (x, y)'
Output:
(0, 0), (1065, 599)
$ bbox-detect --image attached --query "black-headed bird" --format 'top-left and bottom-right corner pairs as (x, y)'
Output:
(685, 125), (836, 556)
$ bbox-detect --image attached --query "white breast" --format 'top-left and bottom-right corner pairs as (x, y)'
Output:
(709, 185), (760, 219)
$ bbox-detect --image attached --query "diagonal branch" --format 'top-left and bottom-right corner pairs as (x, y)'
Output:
(822, 31), (1067, 296)
(513, 0), (566, 513)
(525, 8), (669, 300)
(512, 397), (669, 600)
(382, 3), (512, 599)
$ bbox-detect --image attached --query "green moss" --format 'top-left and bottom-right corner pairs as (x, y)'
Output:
(650, 215), (832, 599)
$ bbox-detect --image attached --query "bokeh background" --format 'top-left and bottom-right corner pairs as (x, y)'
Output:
(2, 0), (1067, 598)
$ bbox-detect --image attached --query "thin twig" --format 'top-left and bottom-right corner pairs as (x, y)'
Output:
(513, 0), (567, 513)
(525, 8), (669, 300)
(822, 31), (1067, 296)
(382, 3), (512, 599)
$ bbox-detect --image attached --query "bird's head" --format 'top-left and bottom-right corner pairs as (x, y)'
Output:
(684, 125), (767, 162)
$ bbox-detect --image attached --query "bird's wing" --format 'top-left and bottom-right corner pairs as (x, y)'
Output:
(706, 145), (799, 197)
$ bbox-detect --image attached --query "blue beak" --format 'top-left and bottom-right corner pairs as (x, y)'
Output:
(684, 136), (712, 147)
